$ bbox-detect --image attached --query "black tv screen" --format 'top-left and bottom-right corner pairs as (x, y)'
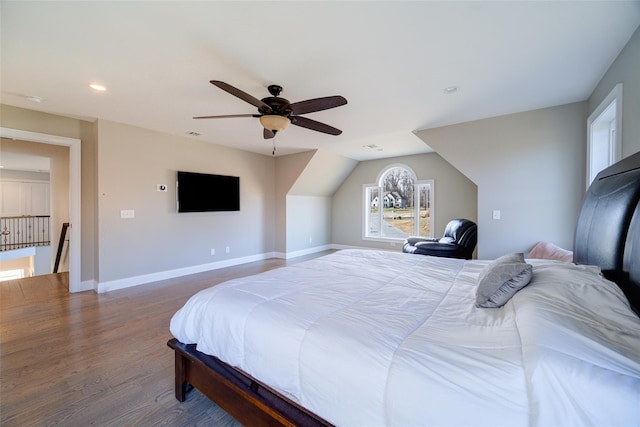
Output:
(177, 171), (240, 212)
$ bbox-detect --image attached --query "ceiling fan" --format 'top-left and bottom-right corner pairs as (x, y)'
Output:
(194, 81), (347, 140)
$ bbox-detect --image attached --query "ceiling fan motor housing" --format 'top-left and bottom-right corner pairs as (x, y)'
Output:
(259, 96), (293, 117)
(267, 85), (283, 96)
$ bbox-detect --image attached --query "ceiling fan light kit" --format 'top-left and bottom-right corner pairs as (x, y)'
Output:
(259, 115), (290, 132)
(194, 80), (347, 144)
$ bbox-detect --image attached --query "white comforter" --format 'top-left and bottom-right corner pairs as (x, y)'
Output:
(170, 249), (640, 426)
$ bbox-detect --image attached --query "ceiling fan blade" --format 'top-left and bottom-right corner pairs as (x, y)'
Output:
(264, 128), (276, 139)
(193, 114), (258, 119)
(291, 116), (342, 136)
(210, 80), (272, 113)
(290, 96), (347, 115)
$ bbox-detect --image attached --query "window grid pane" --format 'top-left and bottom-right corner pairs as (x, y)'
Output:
(365, 186), (381, 238)
(418, 184), (431, 238)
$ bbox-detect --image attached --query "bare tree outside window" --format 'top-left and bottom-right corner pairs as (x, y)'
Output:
(382, 168), (414, 208)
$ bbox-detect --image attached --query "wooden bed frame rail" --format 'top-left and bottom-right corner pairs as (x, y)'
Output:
(167, 338), (333, 427)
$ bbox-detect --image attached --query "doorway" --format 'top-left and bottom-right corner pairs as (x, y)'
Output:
(0, 128), (82, 292)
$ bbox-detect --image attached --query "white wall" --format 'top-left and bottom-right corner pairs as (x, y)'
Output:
(96, 120), (276, 286)
(417, 102), (586, 259)
(34, 245), (52, 275)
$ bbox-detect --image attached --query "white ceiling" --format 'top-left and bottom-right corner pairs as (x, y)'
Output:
(1, 1), (639, 162)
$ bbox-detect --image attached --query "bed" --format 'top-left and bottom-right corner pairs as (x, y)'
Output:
(168, 151), (640, 426)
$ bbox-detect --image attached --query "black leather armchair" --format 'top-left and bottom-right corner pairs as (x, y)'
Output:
(402, 219), (477, 259)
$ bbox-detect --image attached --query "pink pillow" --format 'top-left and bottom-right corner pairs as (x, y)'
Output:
(528, 241), (573, 263)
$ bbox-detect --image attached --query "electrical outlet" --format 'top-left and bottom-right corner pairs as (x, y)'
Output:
(120, 209), (135, 219)
(226, 246), (230, 254)
(210, 248), (215, 256)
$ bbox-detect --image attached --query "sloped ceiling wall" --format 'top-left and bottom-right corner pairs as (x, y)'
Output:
(288, 149), (358, 197)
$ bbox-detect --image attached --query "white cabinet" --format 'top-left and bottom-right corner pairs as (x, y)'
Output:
(0, 180), (50, 216)
(1, 181), (24, 216)
(27, 182), (50, 216)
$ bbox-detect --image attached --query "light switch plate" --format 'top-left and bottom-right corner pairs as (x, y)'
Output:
(492, 210), (501, 220)
(121, 209), (135, 219)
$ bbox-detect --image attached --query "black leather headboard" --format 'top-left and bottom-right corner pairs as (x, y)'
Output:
(574, 150), (640, 314)
(623, 201), (640, 313)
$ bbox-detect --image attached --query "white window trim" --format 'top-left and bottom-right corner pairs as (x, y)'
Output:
(587, 83), (622, 188)
(363, 183), (392, 242)
(417, 179), (435, 239)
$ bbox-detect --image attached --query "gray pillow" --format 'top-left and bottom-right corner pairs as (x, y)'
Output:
(475, 253), (533, 308)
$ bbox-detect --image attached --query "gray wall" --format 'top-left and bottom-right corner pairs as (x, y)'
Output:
(332, 152), (477, 252)
(96, 119), (276, 283)
(275, 151), (316, 254)
(416, 102), (586, 259)
(589, 25), (640, 158)
(286, 195), (332, 253)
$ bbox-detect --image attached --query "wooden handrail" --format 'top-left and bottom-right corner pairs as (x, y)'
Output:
(53, 222), (69, 274)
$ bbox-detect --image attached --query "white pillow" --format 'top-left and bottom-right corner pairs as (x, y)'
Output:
(475, 253), (533, 308)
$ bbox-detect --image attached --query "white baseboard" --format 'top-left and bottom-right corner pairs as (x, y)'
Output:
(96, 252), (276, 293)
(283, 244), (334, 259)
(330, 243), (374, 251)
(94, 245), (387, 294)
(79, 279), (97, 292)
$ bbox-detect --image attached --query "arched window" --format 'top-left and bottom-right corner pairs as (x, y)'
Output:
(363, 164), (434, 241)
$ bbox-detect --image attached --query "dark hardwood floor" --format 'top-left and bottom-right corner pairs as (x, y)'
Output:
(0, 251), (333, 426)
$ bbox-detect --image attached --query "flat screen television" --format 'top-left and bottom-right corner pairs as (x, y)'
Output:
(176, 171), (240, 212)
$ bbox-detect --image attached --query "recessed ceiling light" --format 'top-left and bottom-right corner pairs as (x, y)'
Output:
(362, 144), (383, 152)
(26, 95), (43, 103)
(443, 86), (460, 95)
(89, 83), (107, 92)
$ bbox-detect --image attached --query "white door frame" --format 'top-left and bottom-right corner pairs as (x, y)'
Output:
(0, 127), (82, 292)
